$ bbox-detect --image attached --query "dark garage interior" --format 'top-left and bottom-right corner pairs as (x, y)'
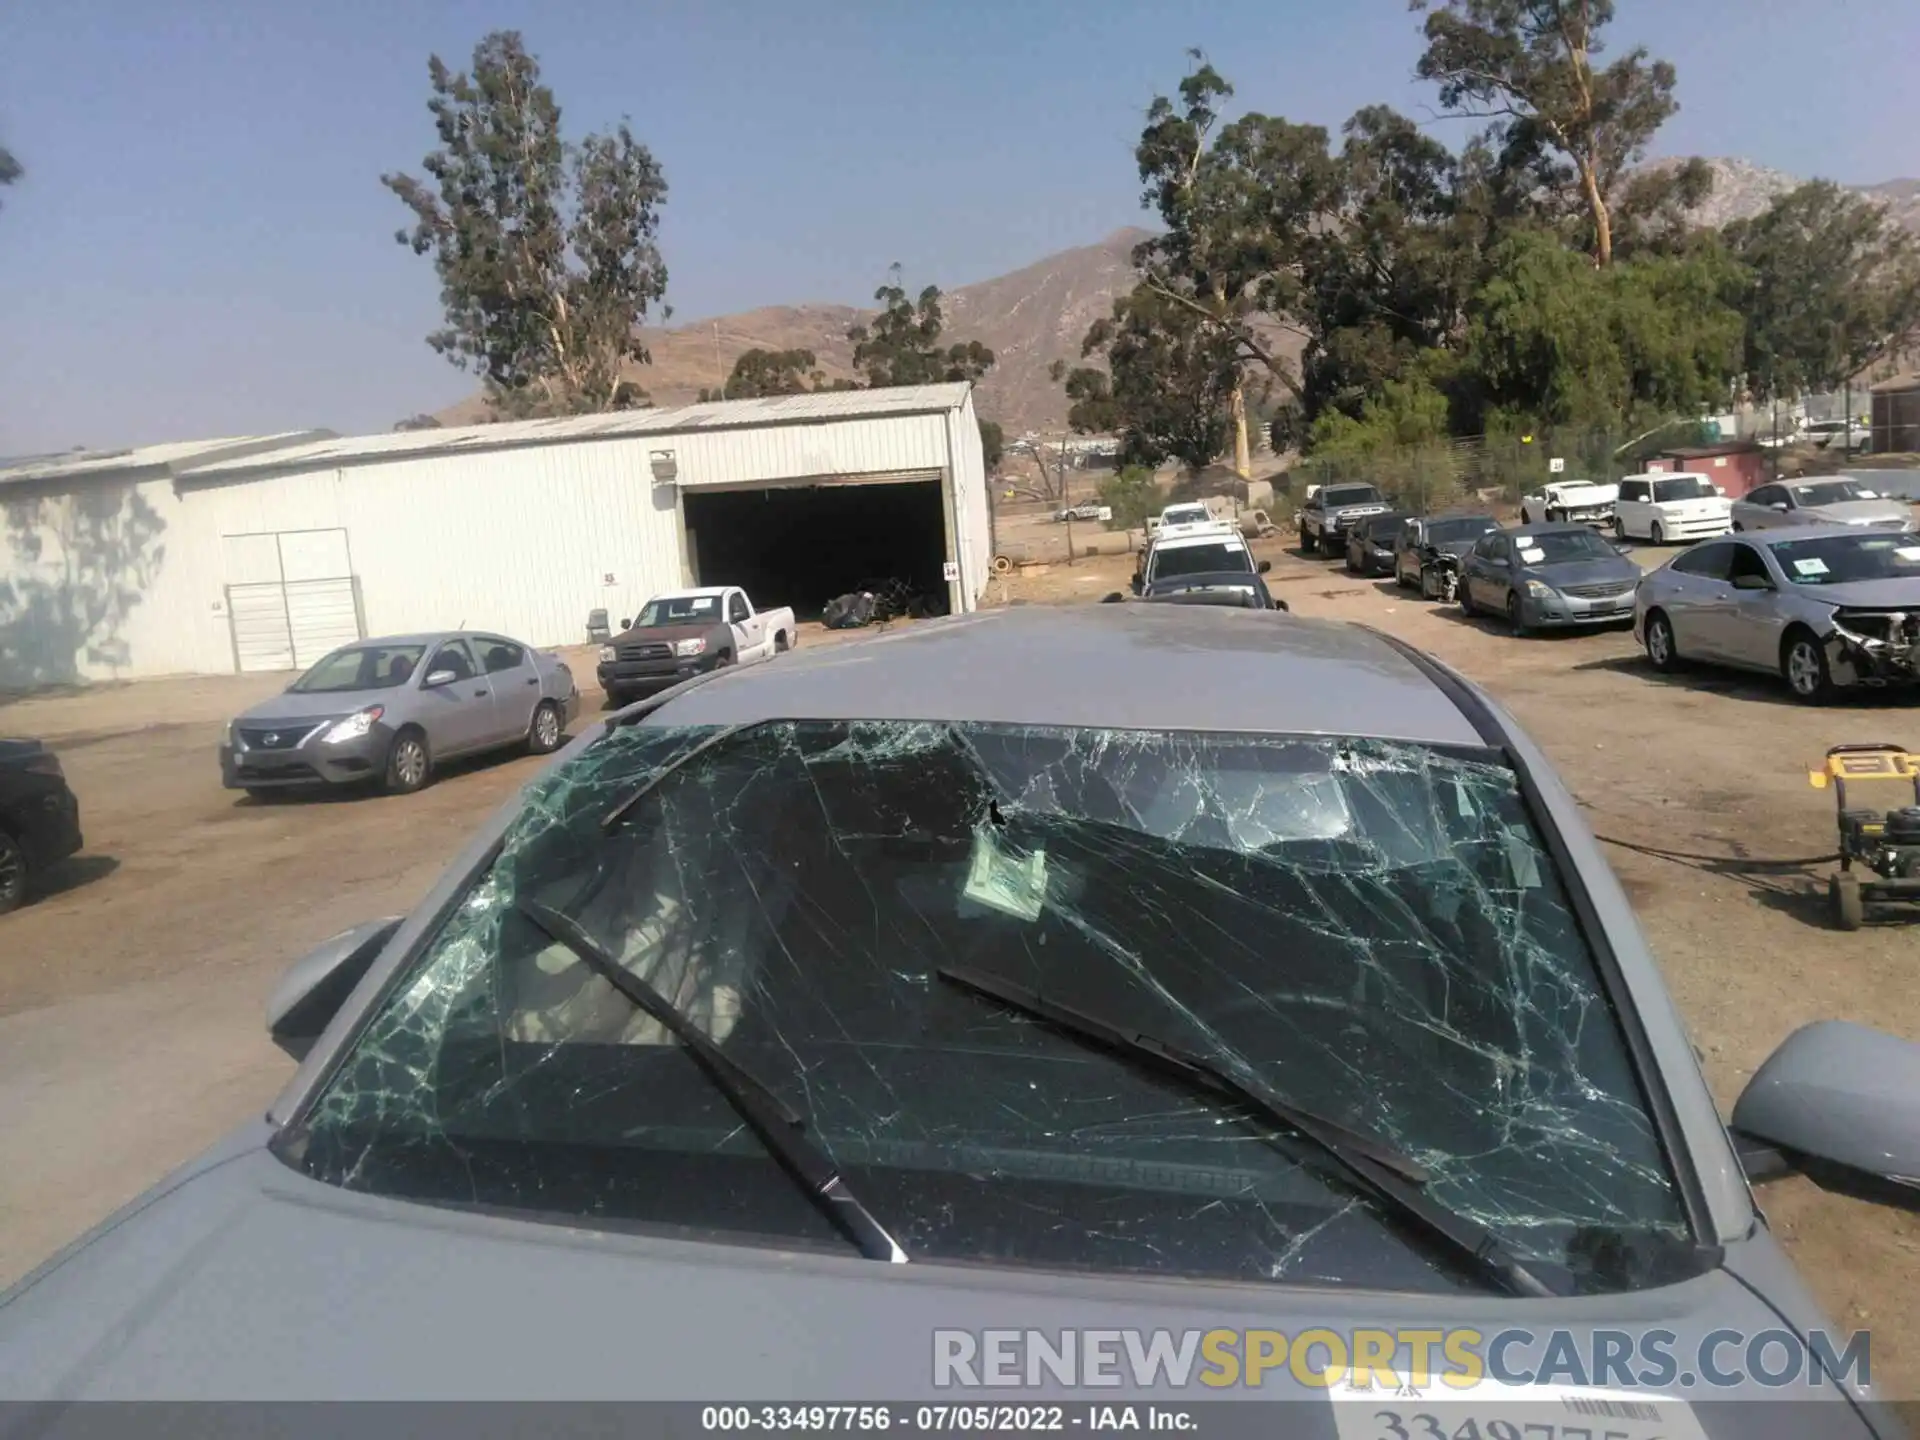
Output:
(683, 481), (953, 619)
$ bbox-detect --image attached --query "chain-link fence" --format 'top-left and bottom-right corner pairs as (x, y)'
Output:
(1286, 421), (1720, 512)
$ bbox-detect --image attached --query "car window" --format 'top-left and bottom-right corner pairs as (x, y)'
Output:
(1652, 477), (1715, 502)
(287, 720), (1693, 1295)
(1745, 486), (1780, 507)
(1321, 484), (1382, 506)
(429, 639), (479, 682)
(1791, 480), (1873, 507)
(1149, 542), (1254, 581)
(479, 639), (526, 674)
(1667, 542), (1735, 580)
(1620, 481), (1647, 502)
(1768, 533), (1920, 585)
(636, 594), (723, 626)
(288, 643), (427, 693)
(1726, 546), (1772, 584)
(1428, 517), (1497, 546)
(1516, 530), (1616, 564)
(727, 593), (751, 624)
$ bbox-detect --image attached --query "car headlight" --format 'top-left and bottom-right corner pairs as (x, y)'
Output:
(1524, 579), (1558, 599)
(599, 645), (617, 663)
(224, 720), (238, 749)
(674, 637), (708, 657)
(320, 706), (384, 744)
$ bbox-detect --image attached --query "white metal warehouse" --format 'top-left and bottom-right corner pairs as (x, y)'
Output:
(0, 384), (991, 685)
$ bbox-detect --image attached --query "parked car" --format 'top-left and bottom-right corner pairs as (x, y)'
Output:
(1155, 502), (1216, 529)
(1855, 469), (1920, 504)
(1458, 523), (1642, 633)
(598, 586), (798, 707)
(1130, 529), (1268, 595)
(1731, 477), (1914, 534)
(1518, 479), (1618, 527)
(1134, 570), (1285, 610)
(1803, 419), (1870, 453)
(1054, 503), (1111, 523)
(1635, 526), (1920, 703)
(220, 632), (579, 799)
(5, 605), (1912, 1428)
(1392, 513), (1501, 601)
(1343, 510), (1411, 576)
(1612, 473), (1733, 544)
(0, 739), (83, 916)
(1297, 481), (1392, 554)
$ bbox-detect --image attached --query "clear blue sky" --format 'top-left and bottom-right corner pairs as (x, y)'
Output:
(2, 0), (1914, 453)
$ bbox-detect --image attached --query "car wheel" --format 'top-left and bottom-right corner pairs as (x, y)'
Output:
(1732, 521), (1743, 532)
(527, 700), (565, 756)
(243, 787), (284, 804)
(1644, 611), (1682, 673)
(1419, 568), (1438, 601)
(1612, 516), (1625, 540)
(1300, 530), (1318, 555)
(0, 828), (27, 916)
(714, 649), (735, 668)
(774, 631), (791, 653)
(1830, 873), (1864, 932)
(1781, 629), (1835, 705)
(1651, 521), (1666, 546)
(1344, 549), (1358, 574)
(1506, 591), (1528, 634)
(1458, 580), (1476, 616)
(384, 729), (432, 794)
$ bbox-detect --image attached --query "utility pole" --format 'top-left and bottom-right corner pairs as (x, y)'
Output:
(713, 323), (725, 399)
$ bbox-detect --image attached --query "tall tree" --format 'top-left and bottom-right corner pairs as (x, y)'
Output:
(846, 265), (995, 387)
(1413, 0), (1684, 266)
(1725, 181), (1920, 400)
(977, 419), (1004, 471)
(1060, 285), (1238, 475)
(382, 31), (670, 418)
(394, 413), (443, 431)
(699, 347), (825, 401)
(1131, 56), (1341, 474)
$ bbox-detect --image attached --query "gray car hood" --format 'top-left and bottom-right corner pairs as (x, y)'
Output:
(235, 688), (393, 724)
(0, 1132), (1881, 1435)
(1522, 557), (1642, 588)
(1791, 577), (1920, 609)
(1803, 500), (1914, 527)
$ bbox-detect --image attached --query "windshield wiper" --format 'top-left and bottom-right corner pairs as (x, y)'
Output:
(515, 899), (908, 1264)
(936, 965), (1555, 1298)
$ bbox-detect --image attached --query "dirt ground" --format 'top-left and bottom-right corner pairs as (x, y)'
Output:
(4, 558), (1918, 1391)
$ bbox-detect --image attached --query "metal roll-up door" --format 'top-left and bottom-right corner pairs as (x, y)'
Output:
(221, 528), (364, 673)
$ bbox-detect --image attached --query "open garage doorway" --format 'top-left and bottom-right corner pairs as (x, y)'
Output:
(681, 479), (953, 620)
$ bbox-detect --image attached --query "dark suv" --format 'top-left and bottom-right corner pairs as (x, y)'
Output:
(0, 739), (83, 915)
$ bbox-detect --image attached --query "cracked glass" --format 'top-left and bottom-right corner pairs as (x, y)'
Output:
(284, 719), (1695, 1296)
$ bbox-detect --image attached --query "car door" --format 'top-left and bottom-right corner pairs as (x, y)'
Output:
(417, 639), (495, 757)
(1717, 542), (1790, 671)
(1659, 541), (1737, 660)
(1738, 484), (1777, 532)
(1394, 519), (1420, 582)
(476, 636), (540, 744)
(1616, 479), (1650, 538)
(1469, 535), (1508, 607)
(725, 590), (762, 660)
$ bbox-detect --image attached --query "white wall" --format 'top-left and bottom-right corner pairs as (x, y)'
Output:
(1, 403), (995, 686)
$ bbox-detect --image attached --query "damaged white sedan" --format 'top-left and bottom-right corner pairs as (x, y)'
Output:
(1635, 525), (1920, 703)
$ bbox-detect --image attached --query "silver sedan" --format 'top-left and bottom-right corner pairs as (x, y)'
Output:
(1633, 526), (1920, 702)
(219, 631), (580, 797)
(1731, 477), (1915, 534)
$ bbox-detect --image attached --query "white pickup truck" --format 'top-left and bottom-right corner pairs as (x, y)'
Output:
(595, 585), (797, 706)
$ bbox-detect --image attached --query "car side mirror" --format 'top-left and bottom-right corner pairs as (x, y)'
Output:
(1612, 542), (1635, 556)
(1730, 1021), (1920, 1211)
(1771, 503), (1789, 513)
(1273, 597), (1290, 612)
(423, 669), (457, 688)
(619, 618), (632, 630)
(1101, 592), (1126, 604)
(266, 917), (404, 1062)
(1256, 559), (1272, 574)
(1733, 573), (1773, 591)
(1714, 485), (1726, 497)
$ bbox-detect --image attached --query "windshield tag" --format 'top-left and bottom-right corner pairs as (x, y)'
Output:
(963, 829), (1048, 921)
(691, 597), (717, 611)
(1793, 557), (1830, 576)
(1518, 547), (1545, 563)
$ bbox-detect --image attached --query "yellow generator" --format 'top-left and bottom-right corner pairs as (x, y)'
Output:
(1809, 743), (1920, 930)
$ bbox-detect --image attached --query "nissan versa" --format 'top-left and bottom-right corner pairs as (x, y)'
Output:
(4, 609), (1913, 1438)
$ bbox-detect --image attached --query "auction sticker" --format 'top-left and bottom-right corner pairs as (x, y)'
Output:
(1792, 557), (1830, 576)
(1329, 1383), (1708, 1440)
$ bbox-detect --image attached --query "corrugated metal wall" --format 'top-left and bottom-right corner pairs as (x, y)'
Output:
(4, 404), (993, 685)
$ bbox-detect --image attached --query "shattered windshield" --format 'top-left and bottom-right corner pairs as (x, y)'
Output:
(287, 721), (1692, 1295)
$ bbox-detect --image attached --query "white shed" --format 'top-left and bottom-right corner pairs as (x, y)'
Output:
(0, 385), (991, 684)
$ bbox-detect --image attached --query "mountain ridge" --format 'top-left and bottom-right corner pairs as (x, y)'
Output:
(430, 163), (1917, 436)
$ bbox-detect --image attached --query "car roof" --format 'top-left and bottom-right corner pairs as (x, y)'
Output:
(349, 631), (487, 647)
(1735, 523), (1896, 544)
(651, 586), (733, 600)
(645, 605), (1485, 746)
(1506, 521), (1607, 537)
(1151, 529), (1248, 550)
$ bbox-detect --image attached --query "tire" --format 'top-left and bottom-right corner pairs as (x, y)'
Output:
(1395, 563), (1413, 590)
(1458, 580), (1477, 616)
(526, 699), (565, 756)
(1420, 567), (1439, 601)
(0, 828), (27, 916)
(1651, 521), (1666, 546)
(1781, 628), (1835, 705)
(1612, 516), (1625, 540)
(1300, 529), (1318, 555)
(1732, 521), (1743, 532)
(1830, 873), (1864, 932)
(1644, 610), (1682, 673)
(1344, 549), (1359, 574)
(243, 787), (283, 804)
(774, 630), (791, 654)
(383, 728), (432, 795)
(714, 649), (736, 669)
(1506, 591), (1529, 635)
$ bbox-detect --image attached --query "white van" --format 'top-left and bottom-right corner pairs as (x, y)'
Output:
(1612, 472), (1732, 544)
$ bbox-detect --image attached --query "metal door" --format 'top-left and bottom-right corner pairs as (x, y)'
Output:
(222, 529), (364, 673)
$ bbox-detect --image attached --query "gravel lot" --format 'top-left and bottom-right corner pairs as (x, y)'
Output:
(3, 549), (1917, 1389)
